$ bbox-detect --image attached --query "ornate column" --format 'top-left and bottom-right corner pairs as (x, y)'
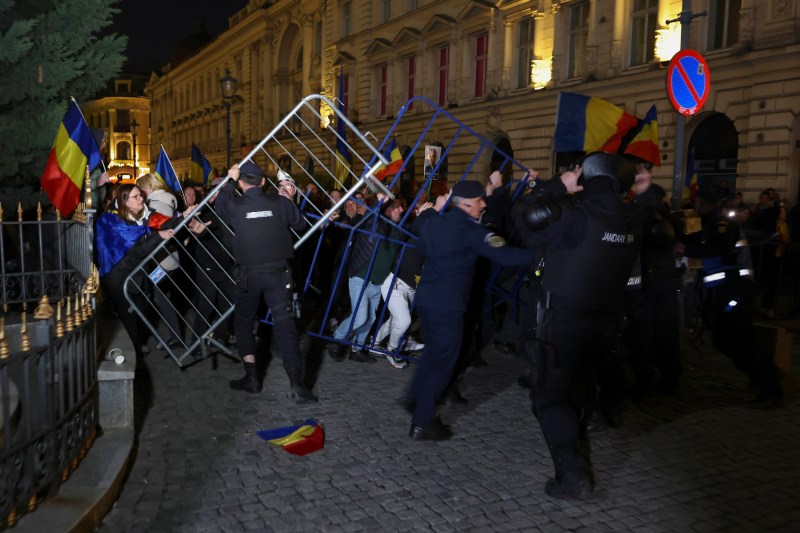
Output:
(263, 36), (275, 125)
(608, 0), (626, 76)
(502, 18), (513, 94)
(302, 13), (314, 96)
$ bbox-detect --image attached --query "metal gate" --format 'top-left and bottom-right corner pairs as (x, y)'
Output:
(123, 95), (532, 367)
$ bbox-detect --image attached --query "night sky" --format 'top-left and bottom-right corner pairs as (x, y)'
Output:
(112, 0), (249, 71)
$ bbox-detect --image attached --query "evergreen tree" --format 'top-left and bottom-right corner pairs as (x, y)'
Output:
(0, 0), (127, 183)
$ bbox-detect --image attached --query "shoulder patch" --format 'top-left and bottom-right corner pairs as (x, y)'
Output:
(485, 233), (506, 248)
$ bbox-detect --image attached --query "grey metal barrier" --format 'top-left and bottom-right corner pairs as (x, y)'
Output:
(123, 94), (394, 366)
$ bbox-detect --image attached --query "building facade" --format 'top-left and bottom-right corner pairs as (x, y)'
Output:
(84, 77), (151, 182)
(146, 0), (800, 204)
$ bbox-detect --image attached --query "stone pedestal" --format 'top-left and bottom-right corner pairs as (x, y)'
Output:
(97, 353), (136, 430)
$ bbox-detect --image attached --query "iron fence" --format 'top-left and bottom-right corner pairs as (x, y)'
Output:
(0, 306), (98, 529)
(1, 204), (95, 307)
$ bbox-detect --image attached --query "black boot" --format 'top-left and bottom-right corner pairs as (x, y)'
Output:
(288, 370), (318, 404)
(291, 384), (319, 404)
(327, 342), (348, 362)
(544, 443), (593, 499)
(230, 362), (261, 393)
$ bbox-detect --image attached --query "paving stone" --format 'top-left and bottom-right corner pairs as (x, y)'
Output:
(93, 330), (800, 533)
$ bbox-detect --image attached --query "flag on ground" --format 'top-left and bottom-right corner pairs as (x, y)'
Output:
(154, 146), (182, 193)
(191, 143), (213, 187)
(257, 419), (325, 456)
(374, 137), (404, 182)
(553, 92), (638, 154)
(623, 104), (660, 166)
(40, 100), (103, 215)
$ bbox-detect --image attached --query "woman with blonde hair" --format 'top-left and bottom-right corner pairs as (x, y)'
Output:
(135, 173), (178, 216)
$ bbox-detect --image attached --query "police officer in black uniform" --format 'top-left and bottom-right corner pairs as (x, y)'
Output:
(215, 162), (317, 403)
(513, 152), (644, 499)
(681, 187), (783, 406)
(627, 159), (683, 397)
(405, 180), (536, 440)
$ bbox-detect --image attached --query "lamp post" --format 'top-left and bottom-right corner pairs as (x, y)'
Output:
(219, 69), (238, 170)
(131, 118), (139, 179)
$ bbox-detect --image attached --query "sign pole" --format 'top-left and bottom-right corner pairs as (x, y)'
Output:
(668, 0), (706, 210)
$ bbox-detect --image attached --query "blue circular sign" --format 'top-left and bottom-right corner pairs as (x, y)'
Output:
(666, 50), (711, 116)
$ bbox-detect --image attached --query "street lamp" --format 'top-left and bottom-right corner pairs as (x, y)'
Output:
(219, 69), (238, 170)
(131, 118), (139, 178)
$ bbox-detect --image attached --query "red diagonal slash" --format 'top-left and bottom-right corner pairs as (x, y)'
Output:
(676, 59), (703, 105)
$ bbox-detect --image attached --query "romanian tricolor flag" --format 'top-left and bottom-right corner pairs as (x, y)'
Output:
(40, 100), (103, 215)
(154, 146), (182, 194)
(191, 143), (213, 187)
(553, 92), (638, 154)
(683, 148), (699, 202)
(95, 209), (172, 277)
(623, 105), (660, 166)
(374, 137), (404, 182)
(257, 419), (325, 456)
(333, 67), (351, 189)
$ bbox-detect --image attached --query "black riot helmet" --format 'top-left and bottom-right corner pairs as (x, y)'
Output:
(580, 151), (636, 193)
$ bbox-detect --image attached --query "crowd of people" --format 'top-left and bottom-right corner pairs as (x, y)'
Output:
(93, 152), (789, 501)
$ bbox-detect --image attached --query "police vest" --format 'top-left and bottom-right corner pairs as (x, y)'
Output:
(543, 202), (642, 309)
(233, 193), (295, 265)
(701, 217), (754, 287)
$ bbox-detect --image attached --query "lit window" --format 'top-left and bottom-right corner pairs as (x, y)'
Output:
(631, 0), (658, 65)
(407, 57), (416, 109)
(438, 46), (449, 106)
(568, 1), (589, 78)
(379, 65), (387, 116)
(707, 0), (741, 50)
(342, 1), (352, 37)
(516, 18), (533, 89)
(475, 33), (488, 98)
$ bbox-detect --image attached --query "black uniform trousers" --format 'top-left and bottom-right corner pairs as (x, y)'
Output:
(530, 308), (620, 480)
(625, 286), (682, 393)
(707, 277), (782, 398)
(406, 305), (465, 426)
(234, 265), (302, 380)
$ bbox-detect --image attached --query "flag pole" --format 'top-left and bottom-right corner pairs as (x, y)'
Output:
(70, 96), (106, 173)
(161, 144), (184, 194)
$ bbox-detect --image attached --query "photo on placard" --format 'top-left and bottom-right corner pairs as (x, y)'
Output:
(423, 145), (442, 181)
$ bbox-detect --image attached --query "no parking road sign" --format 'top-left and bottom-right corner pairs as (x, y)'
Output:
(667, 50), (711, 116)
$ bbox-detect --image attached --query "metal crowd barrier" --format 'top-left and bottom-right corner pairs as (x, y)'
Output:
(124, 95), (532, 367)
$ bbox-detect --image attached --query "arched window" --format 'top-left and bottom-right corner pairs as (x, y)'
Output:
(117, 142), (131, 160)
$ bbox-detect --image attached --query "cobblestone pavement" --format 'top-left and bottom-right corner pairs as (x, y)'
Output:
(97, 330), (799, 532)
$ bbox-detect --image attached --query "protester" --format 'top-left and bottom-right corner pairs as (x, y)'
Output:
(95, 184), (177, 356)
